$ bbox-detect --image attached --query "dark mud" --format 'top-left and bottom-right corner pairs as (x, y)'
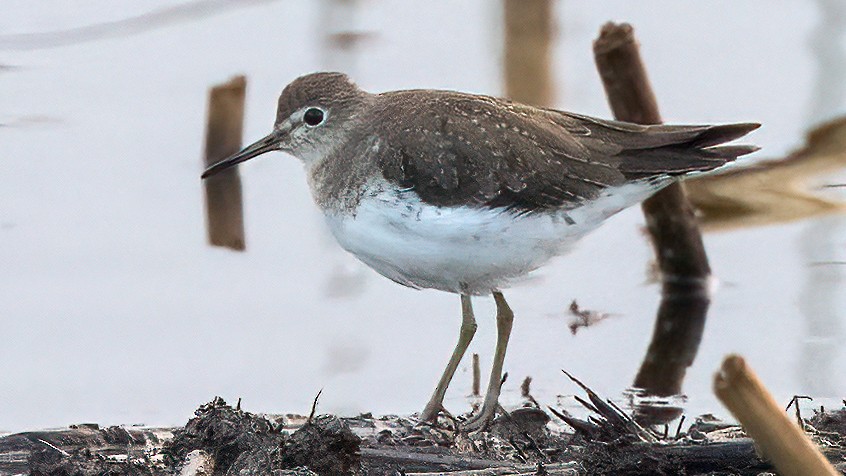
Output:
(4, 396), (845, 475)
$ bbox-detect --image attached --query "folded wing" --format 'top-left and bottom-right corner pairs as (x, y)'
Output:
(375, 91), (759, 213)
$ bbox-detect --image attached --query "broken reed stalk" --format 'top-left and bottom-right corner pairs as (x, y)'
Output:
(203, 75), (247, 251)
(714, 355), (838, 476)
(593, 22), (711, 279)
(593, 22), (714, 412)
(472, 353), (481, 397)
(503, 0), (554, 107)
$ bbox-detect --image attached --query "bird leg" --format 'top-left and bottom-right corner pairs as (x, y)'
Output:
(463, 291), (513, 431)
(419, 294), (477, 422)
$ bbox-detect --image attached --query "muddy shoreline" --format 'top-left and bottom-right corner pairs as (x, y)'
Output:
(3, 393), (843, 475)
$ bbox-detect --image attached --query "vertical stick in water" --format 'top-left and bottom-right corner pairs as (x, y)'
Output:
(203, 76), (247, 251)
(472, 353), (481, 397)
(594, 23), (713, 422)
(593, 23), (711, 279)
(503, 0), (555, 107)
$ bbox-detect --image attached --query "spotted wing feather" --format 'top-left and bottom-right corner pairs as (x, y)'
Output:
(374, 90), (758, 212)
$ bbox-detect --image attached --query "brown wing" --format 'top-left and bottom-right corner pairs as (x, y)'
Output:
(374, 90), (758, 212)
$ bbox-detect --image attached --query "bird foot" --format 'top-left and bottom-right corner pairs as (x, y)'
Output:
(460, 402), (499, 432)
(417, 400), (445, 425)
(415, 403), (462, 431)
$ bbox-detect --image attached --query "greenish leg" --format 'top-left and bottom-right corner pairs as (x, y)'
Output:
(419, 294), (477, 422)
(463, 291), (513, 431)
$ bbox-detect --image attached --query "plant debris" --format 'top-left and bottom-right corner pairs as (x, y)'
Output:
(3, 380), (845, 475)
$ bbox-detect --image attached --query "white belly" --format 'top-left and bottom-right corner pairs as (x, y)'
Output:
(323, 182), (661, 295)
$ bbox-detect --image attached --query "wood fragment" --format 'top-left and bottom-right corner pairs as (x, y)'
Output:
(675, 415), (686, 438)
(547, 406), (600, 439)
(561, 370), (658, 443)
(714, 354), (839, 476)
(472, 353), (481, 397)
(203, 75), (247, 251)
(308, 388), (323, 423)
(786, 395), (814, 428)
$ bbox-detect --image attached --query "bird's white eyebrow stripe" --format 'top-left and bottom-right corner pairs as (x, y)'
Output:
(274, 119), (293, 133)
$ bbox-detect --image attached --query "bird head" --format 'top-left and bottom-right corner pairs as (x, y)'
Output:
(202, 72), (367, 178)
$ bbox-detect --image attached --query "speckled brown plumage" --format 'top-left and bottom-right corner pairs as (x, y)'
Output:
(281, 73), (758, 213)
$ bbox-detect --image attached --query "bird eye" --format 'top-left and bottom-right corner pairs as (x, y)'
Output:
(303, 108), (325, 126)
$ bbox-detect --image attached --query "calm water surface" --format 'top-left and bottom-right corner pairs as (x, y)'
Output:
(1, 1), (845, 433)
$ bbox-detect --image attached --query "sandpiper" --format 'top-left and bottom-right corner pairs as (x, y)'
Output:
(202, 72), (758, 430)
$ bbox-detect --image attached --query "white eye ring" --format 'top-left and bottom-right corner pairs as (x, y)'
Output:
(303, 107), (325, 127)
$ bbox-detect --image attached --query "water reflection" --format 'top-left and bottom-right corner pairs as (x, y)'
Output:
(629, 116), (846, 424)
(629, 281), (710, 425)
(685, 117), (846, 232)
(806, 0), (846, 126)
(0, 1), (280, 50)
(798, 0), (846, 399)
(798, 216), (845, 396)
(625, 0), (846, 424)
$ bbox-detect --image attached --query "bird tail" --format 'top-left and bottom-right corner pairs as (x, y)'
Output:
(618, 122), (760, 180)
